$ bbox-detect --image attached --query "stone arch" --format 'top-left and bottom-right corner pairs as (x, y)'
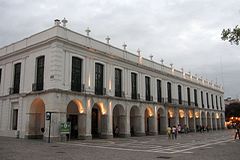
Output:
(212, 112), (217, 130)
(66, 99), (85, 139)
(28, 98), (45, 139)
(201, 111), (206, 127)
(216, 113), (221, 129)
(220, 113), (225, 129)
(207, 112), (212, 130)
(195, 111), (200, 131)
(179, 109), (185, 126)
(144, 106), (155, 135)
(157, 106), (166, 134)
(112, 104), (126, 137)
(91, 102), (106, 138)
(130, 105), (141, 136)
(188, 110), (195, 132)
(167, 107), (175, 127)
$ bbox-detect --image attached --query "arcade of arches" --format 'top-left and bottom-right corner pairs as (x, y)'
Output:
(27, 98), (225, 140)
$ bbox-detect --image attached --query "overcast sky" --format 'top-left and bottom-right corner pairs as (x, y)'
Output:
(0, 0), (240, 98)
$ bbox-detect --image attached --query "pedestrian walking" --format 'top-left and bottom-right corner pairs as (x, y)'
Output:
(172, 126), (176, 139)
(167, 126), (172, 139)
(234, 124), (240, 140)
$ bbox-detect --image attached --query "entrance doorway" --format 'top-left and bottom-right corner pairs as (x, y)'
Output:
(68, 115), (78, 139)
(92, 107), (99, 138)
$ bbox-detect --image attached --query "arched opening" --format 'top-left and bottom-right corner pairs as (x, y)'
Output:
(157, 107), (166, 134)
(220, 113), (225, 129)
(212, 113), (217, 130)
(195, 111), (200, 132)
(91, 102), (105, 138)
(188, 110), (194, 132)
(168, 108), (175, 127)
(179, 109), (185, 127)
(130, 106), (140, 136)
(207, 112), (212, 130)
(28, 98), (45, 139)
(67, 99), (84, 139)
(144, 107), (153, 135)
(216, 113), (221, 129)
(112, 104), (125, 137)
(201, 111), (206, 127)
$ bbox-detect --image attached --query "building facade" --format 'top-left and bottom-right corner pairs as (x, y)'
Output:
(0, 20), (225, 141)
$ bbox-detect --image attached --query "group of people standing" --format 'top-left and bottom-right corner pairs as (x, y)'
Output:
(196, 125), (210, 133)
(167, 124), (189, 140)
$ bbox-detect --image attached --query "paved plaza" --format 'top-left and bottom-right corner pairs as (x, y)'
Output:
(0, 129), (239, 160)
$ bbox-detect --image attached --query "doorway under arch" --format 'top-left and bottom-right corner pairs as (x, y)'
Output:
(67, 99), (84, 139)
(220, 113), (225, 129)
(188, 110), (194, 132)
(179, 109), (185, 126)
(212, 113), (217, 130)
(207, 112), (212, 130)
(130, 106), (140, 136)
(157, 107), (166, 134)
(28, 98), (45, 139)
(91, 103), (105, 138)
(201, 111), (206, 127)
(112, 104), (125, 137)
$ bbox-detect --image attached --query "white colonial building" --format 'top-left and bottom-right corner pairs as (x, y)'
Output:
(0, 19), (225, 141)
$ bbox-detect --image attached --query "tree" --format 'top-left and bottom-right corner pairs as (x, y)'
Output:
(225, 102), (240, 119)
(221, 25), (240, 45)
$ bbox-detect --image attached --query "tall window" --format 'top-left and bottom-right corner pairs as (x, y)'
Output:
(115, 68), (122, 97)
(211, 94), (214, 109)
(194, 89), (198, 106)
(157, 80), (162, 102)
(178, 85), (182, 104)
(71, 57), (82, 92)
(131, 73), (137, 99)
(145, 76), (151, 101)
(216, 95), (218, 110)
(36, 56), (45, 91)
(167, 82), (172, 103)
(201, 91), (204, 108)
(95, 63), (104, 95)
(206, 92), (209, 108)
(220, 96), (222, 110)
(12, 109), (18, 130)
(187, 87), (191, 106)
(0, 68), (2, 85)
(13, 63), (21, 94)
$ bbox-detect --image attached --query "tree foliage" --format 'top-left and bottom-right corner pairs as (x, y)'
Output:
(225, 102), (240, 118)
(221, 25), (240, 45)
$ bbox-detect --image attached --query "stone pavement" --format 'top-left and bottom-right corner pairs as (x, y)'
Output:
(0, 129), (240, 160)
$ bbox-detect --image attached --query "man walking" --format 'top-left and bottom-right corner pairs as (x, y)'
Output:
(234, 123), (240, 140)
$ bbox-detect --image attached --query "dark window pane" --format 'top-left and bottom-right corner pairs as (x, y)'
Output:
(157, 80), (162, 102)
(206, 93), (209, 108)
(201, 91), (204, 108)
(13, 63), (21, 94)
(115, 68), (122, 97)
(211, 94), (214, 109)
(167, 82), (172, 103)
(95, 63), (104, 95)
(131, 73), (137, 99)
(187, 88), (191, 105)
(12, 109), (18, 130)
(36, 56), (44, 91)
(71, 57), (82, 92)
(145, 76), (150, 101)
(194, 89), (198, 106)
(178, 85), (182, 104)
(0, 68), (2, 84)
